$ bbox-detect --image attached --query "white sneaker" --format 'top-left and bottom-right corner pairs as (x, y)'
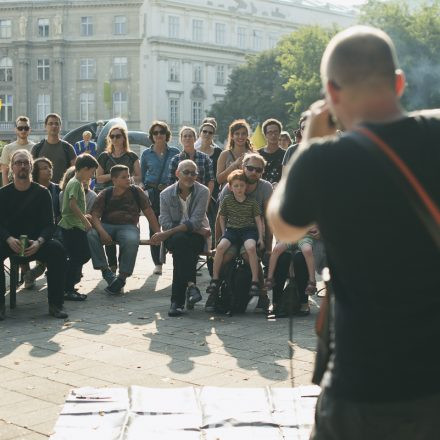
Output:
(153, 265), (162, 275)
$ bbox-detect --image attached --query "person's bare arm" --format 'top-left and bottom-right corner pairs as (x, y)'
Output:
(263, 198), (273, 251)
(91, 211), (113, 244)
(1, 165), (9, 187)
(219, 214), (226, 237)
(151, 224), (188, 243)
(207, 180), (214, 196)
(255, 215), (264, 250)
(69, 198), (92, 231)
(96, 164), (111, 184)
(132, 160), (141, 184)
(216, 151), (242, 185)
(143, 206), (160, 234)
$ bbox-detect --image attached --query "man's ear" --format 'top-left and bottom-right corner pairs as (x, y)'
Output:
(175, 169), (179, 178)
(395, 69), (406, 98)
(326, 80), (341, 105)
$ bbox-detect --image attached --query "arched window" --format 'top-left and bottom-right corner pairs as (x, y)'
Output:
(0, 57), (13, 82)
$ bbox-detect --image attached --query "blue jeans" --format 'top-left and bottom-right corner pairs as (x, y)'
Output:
(87, 224), (139, 276)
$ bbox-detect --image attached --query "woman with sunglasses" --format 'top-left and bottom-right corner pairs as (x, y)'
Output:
(96, 125), (141, 273)
(216, 119), (253, 186)
(140, 121), (179, 275)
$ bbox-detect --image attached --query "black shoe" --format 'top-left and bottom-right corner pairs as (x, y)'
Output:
(49, 304), (68, 319)
(168, 302), (183, 317)
(186, 285), (202, 310)
(64, 290), (87, 301)
(0, 304), (5, 321)
(105, 277), (125, 295)
(204, 292), (218, 313)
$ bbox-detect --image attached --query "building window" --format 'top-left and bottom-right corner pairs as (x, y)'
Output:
(193, 64), (203, 83)
(169, 98), (180, 125)
(168, 60), (180, 82)
(80, 58), (96, 80)
(37, 59), (50, 81)
(113, 91), (128, 118)
(237, 27), (246, 49)
(0, 94), (13, 122)
(113, 57), (128, 79)
(37, 94), (50, 122)
(215, 23), (226, 45)
(0, 57), (13, 82)
(0, 20), (12, 39)
(168, 16), (179, 38)
(252, 30), (263, 51)
(192, 19), (203, 42)
(192, 101), (203, 126)
(216, 65), (225, 86)
(114, 16), (127, 35)
(80, 92), (95, 121)
(269, 34), (278, 49)
(80, 17), (93, 36)
(37, 18), (49, 37)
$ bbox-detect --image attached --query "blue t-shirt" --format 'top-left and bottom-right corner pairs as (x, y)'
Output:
(140, 145), (180, 187)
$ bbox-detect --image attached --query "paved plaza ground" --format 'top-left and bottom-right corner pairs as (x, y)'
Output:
(0, 219), (320, 439)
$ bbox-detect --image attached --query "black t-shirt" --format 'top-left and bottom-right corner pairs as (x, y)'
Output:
(0, 182), (55, 243)
(259, 148), (285, 184)
(279, 112), (440, 402)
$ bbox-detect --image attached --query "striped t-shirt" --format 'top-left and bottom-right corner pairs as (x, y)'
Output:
(219, 194), (261, 229)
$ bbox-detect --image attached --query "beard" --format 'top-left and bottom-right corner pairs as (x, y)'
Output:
(245, 174), (258, 185)
(17, 170), (29, 180)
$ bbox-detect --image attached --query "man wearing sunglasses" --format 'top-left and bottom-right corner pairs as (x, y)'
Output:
(1, 116), (35, 187)
(152, 160), (210, 317)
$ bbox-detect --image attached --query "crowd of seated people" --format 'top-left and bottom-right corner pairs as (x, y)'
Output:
(0, 113), (323, 321)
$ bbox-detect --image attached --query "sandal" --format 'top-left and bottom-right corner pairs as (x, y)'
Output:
(305, 280), (317, 296)
(206, 279), (220, 295)
(249, 281), (260, 297)
(264, 278), (275, 290)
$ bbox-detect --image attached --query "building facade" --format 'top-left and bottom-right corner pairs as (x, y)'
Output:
(0, 0), (355, 141)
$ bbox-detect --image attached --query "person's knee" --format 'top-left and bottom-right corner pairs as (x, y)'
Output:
(244, 240), (256, 253)
(301, 243), (313, 257)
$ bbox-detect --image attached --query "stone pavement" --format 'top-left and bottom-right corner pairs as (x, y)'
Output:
(0, 219), (320, 439)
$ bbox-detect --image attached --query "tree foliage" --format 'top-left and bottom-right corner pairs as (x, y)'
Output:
(359, 0), (440, 110)
(209, 49), (289, 141)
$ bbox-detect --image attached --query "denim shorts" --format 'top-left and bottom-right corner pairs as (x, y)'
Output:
(223, 226), (258, 246)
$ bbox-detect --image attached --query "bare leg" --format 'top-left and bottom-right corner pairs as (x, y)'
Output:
(244, 239), (259, 282)
(267, 242), (288, 281)
(300, 243), (316, 283)
(212, 238), (231, 280)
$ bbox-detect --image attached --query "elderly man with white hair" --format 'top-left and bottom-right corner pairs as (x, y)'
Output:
(74, 130), (97, 157)
(152, 160), (210, 317)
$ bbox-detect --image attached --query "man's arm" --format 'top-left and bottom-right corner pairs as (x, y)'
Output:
(69, 198), (92, 231)
(218, 214), (226, 237)
(142, 206), (160, 234)
(1, 164), (9, 187)
(184, 186), (210, 232)
(255, 215), (264, 249)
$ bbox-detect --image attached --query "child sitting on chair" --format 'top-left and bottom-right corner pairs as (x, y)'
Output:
(207, 170), (264, 296)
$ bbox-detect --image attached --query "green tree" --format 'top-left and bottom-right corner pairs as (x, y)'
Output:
(209, 49), (290, 141)
(277, 26), (337, 129)
(360, 0), (440, 110)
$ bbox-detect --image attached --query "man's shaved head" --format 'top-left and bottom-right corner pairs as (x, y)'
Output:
(321, 26), (400, 90)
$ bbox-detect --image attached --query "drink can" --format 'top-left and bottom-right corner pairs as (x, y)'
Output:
(19, 235), (28, 257)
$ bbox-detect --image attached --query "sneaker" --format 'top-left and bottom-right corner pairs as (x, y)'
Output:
(49, 304), (68, 319)
(102, 268), (117, 286)
(204, 292), (218, 313)
(64, 290), (87, 301)
(153, 265), (162, 275)
(0, 304), (5, 321)
(105, 277), (125, 295)
(24, 263), (46, 289)
(186, 285), (202, 310)
(168, 302), (183, 317)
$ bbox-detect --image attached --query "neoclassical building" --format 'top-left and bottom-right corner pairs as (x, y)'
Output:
(0, 0), (355, 140)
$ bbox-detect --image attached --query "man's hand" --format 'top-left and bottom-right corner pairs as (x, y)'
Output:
(151, 231), (168, 244)
(6, 237), (21, 254)
(99, 231), (113, 245)
(23, 240), (40, 257)
(257, 238), (265, 251)
(309, 227), (320, 240)
(303, 100), (338, 142)
(195, 227), (211, 238)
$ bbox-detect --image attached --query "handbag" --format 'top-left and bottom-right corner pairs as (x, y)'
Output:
(311, 122), (440, 385)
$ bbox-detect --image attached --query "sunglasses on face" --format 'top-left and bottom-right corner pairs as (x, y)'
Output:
(202, 129), (214, 135)
(153, 130), (166, 136)
(109, 134), (123, 140)
(245, 165), (263, 173)
(181, 170), (198, 177)
(16, 126), (30, 131)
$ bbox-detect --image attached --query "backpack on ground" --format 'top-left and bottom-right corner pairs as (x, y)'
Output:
(214, 257), (252, 315)
(273, 277), (301, 317)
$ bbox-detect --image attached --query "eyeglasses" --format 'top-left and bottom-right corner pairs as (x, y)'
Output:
(181, 170), (198, 177)
(13, 160), (30, 167)
(245, 165), (263, 174)
(47, 122), (60, 126)
(109, 134), (123, 140)
(152, 130), (166, 136)
(16, 126), (30, 132)
(202, 129), (214, 135)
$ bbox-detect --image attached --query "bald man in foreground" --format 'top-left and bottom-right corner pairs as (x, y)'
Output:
(268, 26), (440, 439)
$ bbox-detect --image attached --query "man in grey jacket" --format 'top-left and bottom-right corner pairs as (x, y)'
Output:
(152, 160), (210, 317)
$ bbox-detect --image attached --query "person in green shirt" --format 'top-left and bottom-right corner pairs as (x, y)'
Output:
(59, 153), (98, 301)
